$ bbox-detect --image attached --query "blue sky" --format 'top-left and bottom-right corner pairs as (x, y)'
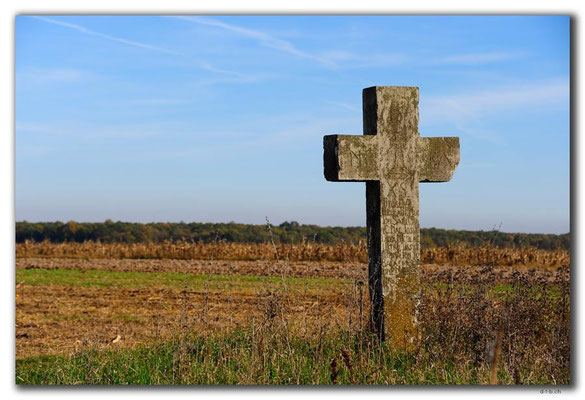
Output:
(15, 15), (570, 233)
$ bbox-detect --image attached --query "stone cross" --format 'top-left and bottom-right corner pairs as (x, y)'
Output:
(323, 86), (460, 348)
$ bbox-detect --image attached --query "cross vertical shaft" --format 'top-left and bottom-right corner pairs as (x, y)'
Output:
(363, 87), (421, 346)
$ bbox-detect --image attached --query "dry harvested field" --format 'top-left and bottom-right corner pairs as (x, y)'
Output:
(16, 259), (352, 358)
(15, 242), (570, 384)
(17, 240), (569, 267)
(16, 247), (568, 354)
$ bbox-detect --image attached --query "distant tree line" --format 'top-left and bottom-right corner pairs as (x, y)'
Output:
(15, 221), (570, 250)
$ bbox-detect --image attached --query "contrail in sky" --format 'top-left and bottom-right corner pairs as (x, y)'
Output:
(173, 15), (338, 68)
(31, 16), (180, 55)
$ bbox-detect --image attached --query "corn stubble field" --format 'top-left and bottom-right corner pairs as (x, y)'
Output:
(15, 240), (570, 385)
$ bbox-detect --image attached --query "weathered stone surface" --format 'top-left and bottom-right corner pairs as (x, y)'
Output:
(323, 135), (379, 181)
(323, 86), (460, 348)
(418, 137), (460, 182)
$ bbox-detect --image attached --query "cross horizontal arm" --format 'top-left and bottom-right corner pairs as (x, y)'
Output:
(324, 134), (379, 182)
(417, 137), (460, 182)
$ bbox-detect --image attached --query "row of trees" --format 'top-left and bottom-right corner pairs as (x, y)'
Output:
(15, 221), (570, 250)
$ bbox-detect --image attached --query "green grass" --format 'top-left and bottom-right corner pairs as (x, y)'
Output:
(16, 328), (513, 385)
(19, 268), (561, 299)
(428, 281), (563, 300)
(16, 268), (345, 292)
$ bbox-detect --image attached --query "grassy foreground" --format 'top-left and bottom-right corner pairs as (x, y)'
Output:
(15, 328), (533, 385)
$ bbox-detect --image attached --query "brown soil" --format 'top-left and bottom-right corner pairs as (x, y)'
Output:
(15, 272), (354, 359)
(16, 257), (361, 280)
(16, 257), (563, 283)
(15, 258), (568, 359)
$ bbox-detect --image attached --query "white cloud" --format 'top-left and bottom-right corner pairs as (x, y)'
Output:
(174, 17), (408, 73)
(15, 144), (53, 156)
(200, 62), (248, 78)
(16, 67), (94, 87)
(423, 79), (569, 124)
(124, 98), (185, 106)
(173, 16), (338, 68)
(143, 115), (357, 159)
(421, 79), (569, 143)
(15, 123), (56, 133)
(351, 54), (407, 68)
(319, 50), (354, 62)
(434, 52), (526, 65)
(31, 16), (179, 55)
(16, 121), (180, 140)
(326, 101), (360, 113)
(319, 50), (406, 69)
(29, 16), (276, 86)
(195, 70), (283, 86)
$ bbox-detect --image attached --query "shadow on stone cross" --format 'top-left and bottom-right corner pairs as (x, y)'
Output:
(323, 86), (460, 349)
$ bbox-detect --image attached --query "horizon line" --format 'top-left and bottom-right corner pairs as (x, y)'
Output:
(15, 220), (570, 236)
